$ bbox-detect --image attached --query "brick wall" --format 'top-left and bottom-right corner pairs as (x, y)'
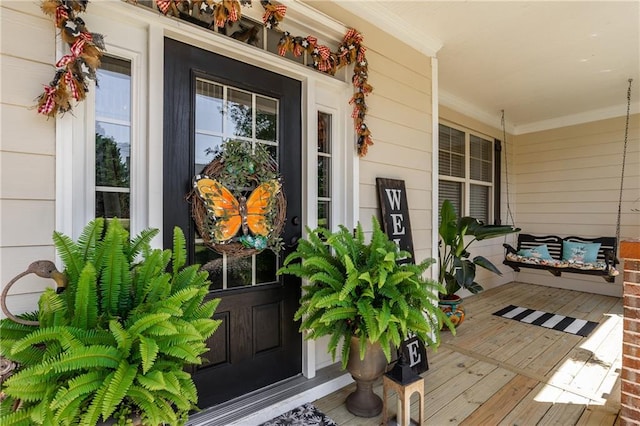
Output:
(621, 240), (640, 424)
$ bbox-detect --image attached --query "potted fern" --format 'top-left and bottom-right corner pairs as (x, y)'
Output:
(0, 218), (221, 425)
(277, 216), (452, 417)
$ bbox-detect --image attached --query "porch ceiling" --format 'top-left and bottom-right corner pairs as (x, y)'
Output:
(333, 1), (640, 134)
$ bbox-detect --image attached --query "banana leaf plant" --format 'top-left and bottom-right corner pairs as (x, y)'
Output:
(438, 200), (520, 297)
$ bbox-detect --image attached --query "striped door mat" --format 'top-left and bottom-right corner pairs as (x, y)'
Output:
(492, 305), (599, 337)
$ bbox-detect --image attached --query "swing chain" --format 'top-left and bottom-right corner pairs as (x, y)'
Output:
(615, 78), (633, 249)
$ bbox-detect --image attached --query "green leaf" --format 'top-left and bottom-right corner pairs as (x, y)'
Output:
(172, 226), (187, 273)
(72, 263), (98, 329)
(127, 313), (171, 337)
(139, 335), (159, 374)
(50, 371), (104, 410)
(100, 360), (137, 420)
(52, 231), (83, 285)
(109, 320), (131, 354)
(49, 345), (122, 374)
(11, 326), (80, 356)
(0, 408), (34, 425)
(136, 370), (166, 391)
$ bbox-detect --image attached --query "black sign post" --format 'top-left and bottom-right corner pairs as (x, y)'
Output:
(377, 178), (429, 377)
(376, 178), (414, 263)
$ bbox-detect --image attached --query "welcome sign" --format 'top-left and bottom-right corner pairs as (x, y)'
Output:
(376, 178), (414, 263)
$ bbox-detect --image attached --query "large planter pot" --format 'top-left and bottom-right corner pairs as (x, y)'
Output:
(345, 336), (388, 417)
(439, 295), (465, 328)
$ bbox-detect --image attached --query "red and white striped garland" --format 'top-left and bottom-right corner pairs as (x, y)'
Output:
(37, 0), (104, 117)
(36, 0), (374, 156)
(277, 28), (373, 156)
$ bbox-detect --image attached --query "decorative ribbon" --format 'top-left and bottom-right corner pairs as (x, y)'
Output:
(65, 70), (80, 100)
(55, 54), (75, 68)
(225, 0), (239, 22)
(38, 0), (104, 117)
(316, 45), (331, 61)
(155, 0), (171, 14)
(38, 86), (57, 115)
(262, 3), (286, 25)
(292, 37), (304, 57)
(55, 5), (69, 27)
(278, 32), (291, 56)
(306, 36), (317, 51)
(70, 32), (92, 56)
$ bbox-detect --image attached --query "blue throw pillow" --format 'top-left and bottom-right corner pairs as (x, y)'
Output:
(517, 244), (553, 260)
(562, 241), (601, 263)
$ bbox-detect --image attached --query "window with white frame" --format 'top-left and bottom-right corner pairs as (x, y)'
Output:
(95, 55), (132, 228)
(317, 111), (332, 229)
(438, 122), (494, 223)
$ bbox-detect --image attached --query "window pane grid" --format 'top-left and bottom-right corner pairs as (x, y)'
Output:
(439, 123), (494, 222)
(95, 56), (131, 223)
(439, 124), (465, 178)
(318, 112), (332, 230)
(194, 78), (280, 289)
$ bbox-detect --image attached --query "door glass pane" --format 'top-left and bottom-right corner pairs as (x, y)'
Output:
(195, 134), (223, 173)
(197, 249), (223, 290)
(256, 96), (277, 141)
(318, 112), (331, 154)
(196, 80), (224, 133)
(318, 112), (331, 230)
(194, 78), (280, 289)
(227, 89), (253, 137)
(256, 251), (278, 284)
(227, 257), (252, 288)
(95, 191), (129, 219)
(318, 200), (330, 229)
(318, 157), (331, 198)
(95, 56), (131, 223)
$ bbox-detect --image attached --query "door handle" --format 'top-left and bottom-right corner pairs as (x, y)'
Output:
(288, 236), (299, 247)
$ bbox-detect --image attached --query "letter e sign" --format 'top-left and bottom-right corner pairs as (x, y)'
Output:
(376, 178), (414, 262)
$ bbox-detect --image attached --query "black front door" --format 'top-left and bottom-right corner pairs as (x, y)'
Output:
(163, 38), (302, 408)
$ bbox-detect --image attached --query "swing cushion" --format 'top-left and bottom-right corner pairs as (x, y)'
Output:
(517, 244), (553, 260)
(562, 241), (601, 263)
(503, 233), (619, 283)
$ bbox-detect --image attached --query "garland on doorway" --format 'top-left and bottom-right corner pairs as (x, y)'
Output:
(36, 0), (373, 156)
(37, 0), (105, 117)
(277, 28), (373, 156)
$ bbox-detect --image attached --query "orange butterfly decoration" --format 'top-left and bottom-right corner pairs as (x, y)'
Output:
(195, 176), (281, 242)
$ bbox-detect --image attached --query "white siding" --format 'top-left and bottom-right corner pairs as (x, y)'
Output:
(0, 2), (57, 313)
(511, 114), (640, 296)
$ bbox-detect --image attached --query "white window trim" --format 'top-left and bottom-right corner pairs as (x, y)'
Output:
(56, 10), (148, 241)
(56, 0), (358, 380)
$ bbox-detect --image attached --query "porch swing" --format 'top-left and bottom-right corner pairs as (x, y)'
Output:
(503, 79), (634, 283)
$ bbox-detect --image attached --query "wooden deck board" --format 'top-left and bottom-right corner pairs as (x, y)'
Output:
(312, 282), (623, 425)
(459, 374), (539, 425)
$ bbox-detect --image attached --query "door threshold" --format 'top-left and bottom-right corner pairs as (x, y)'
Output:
(187, 363), (352, 426)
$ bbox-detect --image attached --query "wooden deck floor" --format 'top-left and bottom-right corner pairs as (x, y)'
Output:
(313, 281), (623, 425)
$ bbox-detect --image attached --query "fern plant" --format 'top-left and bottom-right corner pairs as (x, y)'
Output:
(0, 218), (221, 426)
(277, 216), (454, 369)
